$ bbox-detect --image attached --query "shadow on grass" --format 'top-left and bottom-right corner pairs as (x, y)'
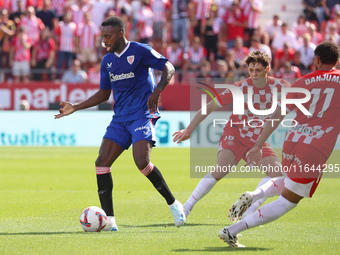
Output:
(174, 247), (271, 252)
(121, 223), (221, 228)
(0, 231), (85, 235)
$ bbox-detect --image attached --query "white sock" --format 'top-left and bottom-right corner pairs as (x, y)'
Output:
(244, 176), (270, 214)
(184, 173), (217, 212)
(258, 176), (285, 199)
(228, 195), (297, 235)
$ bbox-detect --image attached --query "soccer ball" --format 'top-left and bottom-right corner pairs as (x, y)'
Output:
(80, 206), (107, 232)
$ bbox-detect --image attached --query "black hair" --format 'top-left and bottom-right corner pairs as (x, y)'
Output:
(101, 16), (125, 33)
(314, 41), (340, 65)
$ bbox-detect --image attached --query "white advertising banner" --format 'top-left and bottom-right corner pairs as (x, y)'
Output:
(0, 111), (339, 149)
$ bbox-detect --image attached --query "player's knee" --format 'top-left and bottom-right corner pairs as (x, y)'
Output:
(135, 159), (149, 170)
(95, 156), (111, 167)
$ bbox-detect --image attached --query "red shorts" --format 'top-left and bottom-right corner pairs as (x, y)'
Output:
(282, 142), (327, 198)
(218, 126), (278, 163)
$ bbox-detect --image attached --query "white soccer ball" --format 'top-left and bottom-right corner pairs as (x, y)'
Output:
(80, 206), (107, 232)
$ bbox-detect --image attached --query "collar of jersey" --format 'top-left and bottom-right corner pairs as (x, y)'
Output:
(114, 41), (131, 58)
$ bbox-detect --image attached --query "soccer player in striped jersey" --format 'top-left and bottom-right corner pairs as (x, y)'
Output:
(54, 16), (186, 230)
(173, 51), (290, 219)
(222, 40), (340, 248)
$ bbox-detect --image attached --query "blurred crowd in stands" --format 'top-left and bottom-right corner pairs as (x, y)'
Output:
(0, 0), (340, 84)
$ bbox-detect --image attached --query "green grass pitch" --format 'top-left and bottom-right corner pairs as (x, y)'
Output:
(0, 147), (339, 254)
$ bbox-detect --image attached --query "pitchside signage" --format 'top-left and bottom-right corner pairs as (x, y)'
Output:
(0, 111), (326, 149)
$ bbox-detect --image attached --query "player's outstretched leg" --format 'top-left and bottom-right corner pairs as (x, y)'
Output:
(183, 173), (217, 218)
(229, 177), (285, 222)
(221, 194), (298, 247)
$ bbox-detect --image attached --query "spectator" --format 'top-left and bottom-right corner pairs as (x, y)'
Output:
(9, 26), (32, 82)
(302, 0), (322, 24)
(55, 12), (77, 79)
(192, 0), (211, 37)
(292, 15), (310, 39)
(196, 59), (212, 82)
(229, 36), (248, 66)
(214, 59), (232, 81)
(222, 0), (247, 49)
(265, 14), (282, 43)
(165, 39), (184, 83)
(201, 6), (221, 61)
(225, 49), (239, 73)
(136, 0), (153, 44)
(91, 0), (114, 28)
(325, 10), (340, 34)
(9, 0), (26, 26)
(239, 0), (263, 47)
(183, 36), (206, 72)
(274, 61), (301, 82)
(253, 26), (270, 46)
(36, 0), (58, 31)
(297, 33), (316, 69)
(249, 36), (272, 59)
(66, 0), (92, 27)
(171, 0), (190, 52)
(291, 50), (308, 75)
(150, 0), (171, 54)
(271, 22), (297, 53)
(308, 22), (323, 45)
(31, 27), (55, 81)
(76, 12), (100, 70)
(325, 22), (340, 44)
(0, 9), (16, 82)
(61, 59), (88, 83)
(273, 42), (295, 72)
(20, 6), (45, 46)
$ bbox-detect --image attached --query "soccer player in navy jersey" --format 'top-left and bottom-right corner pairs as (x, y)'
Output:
(54, 16), (186, 230)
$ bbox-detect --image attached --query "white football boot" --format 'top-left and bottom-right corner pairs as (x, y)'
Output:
(102, 216), (118, 231)
(228, 191), (254, 222)
(169, 200), (186, 227)
(219, 226), (245, 248)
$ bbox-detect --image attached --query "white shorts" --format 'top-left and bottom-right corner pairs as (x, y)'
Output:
(12, 61), (30, 76)
(284, 178), (318, 198)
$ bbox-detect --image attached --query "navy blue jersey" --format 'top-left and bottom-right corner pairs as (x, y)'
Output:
(100, 41), (167, 122)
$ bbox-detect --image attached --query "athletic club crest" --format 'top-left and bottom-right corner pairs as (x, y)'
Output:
(127, 55), (134, 65)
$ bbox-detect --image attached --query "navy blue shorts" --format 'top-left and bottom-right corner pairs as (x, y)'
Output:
(103, 118), (158, 150)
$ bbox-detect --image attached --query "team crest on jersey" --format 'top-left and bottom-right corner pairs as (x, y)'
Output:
(127, 55), (134, 65)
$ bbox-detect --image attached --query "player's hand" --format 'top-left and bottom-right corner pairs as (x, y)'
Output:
(172, 129), (190, 143)
(54, 101), (76, 119)
(147, 88), (161, 114)
(245, 146), (262, 166)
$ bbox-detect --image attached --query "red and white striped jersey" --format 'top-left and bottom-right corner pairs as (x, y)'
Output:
(1, 0), (12, 10)
(137, 6), (154, 39)
(70, 3), (91, 26)
(240, 0), (262, 29)
(187, 46), (206, 64)
(284, 69), (340, 158)
(11, 34), (32, 61)
(193, 0), (212, 21)
(77, 21), (100, 49)
(151, 0), (170, 23)
(217, 77), (290, 144)
(20, 15), (45, 45)
(165, 46), (183, 66)
(55, 21), (77, 52)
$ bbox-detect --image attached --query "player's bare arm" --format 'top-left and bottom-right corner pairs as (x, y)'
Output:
(173, 100), (219, 143)
(147, 61), (175, 113)
(246, 106), (285, 165)
(54, 89), (112, 119)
